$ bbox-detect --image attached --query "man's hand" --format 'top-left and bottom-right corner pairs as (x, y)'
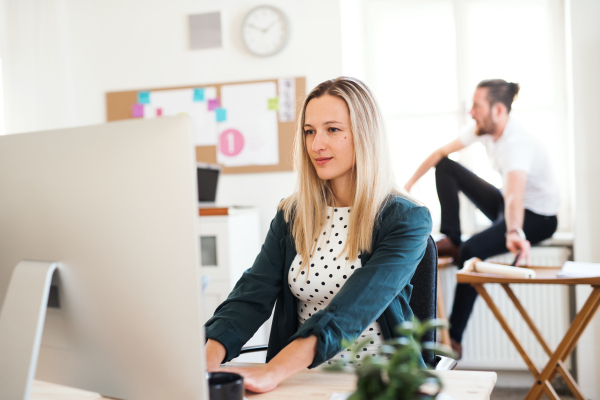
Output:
(213, 364), (281, 393)
(506, 231), (531, 266)
(403, 181), (413, 193)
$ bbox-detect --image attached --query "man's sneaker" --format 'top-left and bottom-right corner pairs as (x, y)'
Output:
(435, 237), (459, 261)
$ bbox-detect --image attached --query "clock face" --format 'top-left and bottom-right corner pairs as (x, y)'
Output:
(242, 6), (289, 57)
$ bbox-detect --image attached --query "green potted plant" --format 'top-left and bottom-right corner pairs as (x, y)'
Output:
(325, 318), (454, 400)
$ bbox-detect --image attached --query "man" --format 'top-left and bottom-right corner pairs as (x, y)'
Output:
(404, 79), (559, 358)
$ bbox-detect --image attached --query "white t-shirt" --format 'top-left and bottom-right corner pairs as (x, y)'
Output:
(288, 206), (384, 367)
(459, 117), (560, 216)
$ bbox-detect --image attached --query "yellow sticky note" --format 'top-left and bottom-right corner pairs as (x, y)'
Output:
(268, 97), (279, 111)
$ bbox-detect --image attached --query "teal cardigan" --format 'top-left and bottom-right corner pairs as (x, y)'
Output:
(204, 195), (432, 368)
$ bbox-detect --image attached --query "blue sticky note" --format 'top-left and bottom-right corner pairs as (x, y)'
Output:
(193, 88), (205, 102)
(215, 108), (227, 122)
(138, 91), (150, 104)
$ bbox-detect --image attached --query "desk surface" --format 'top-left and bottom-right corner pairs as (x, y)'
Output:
(31, 368), (496, 400)
(244, 368), (496, 400)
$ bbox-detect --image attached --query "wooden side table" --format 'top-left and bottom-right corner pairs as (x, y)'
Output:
(456, 258), (600, 400)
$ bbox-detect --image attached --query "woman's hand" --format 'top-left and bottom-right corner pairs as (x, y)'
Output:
(205, 339), (227, 371)
(214, 364), (282, 393)
(208, 335), (318, 394)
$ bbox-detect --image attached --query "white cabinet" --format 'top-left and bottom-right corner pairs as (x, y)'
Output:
(197, 207), (270, 362)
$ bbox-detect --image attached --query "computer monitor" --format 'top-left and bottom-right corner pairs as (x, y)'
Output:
(0, 116), (208, 400)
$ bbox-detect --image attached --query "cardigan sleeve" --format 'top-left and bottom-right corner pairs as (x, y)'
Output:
(204, 210), (287, 362)
(288, 202), (432, 368)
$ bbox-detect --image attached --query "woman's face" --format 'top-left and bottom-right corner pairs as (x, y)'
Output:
(304, 95), (355, 184)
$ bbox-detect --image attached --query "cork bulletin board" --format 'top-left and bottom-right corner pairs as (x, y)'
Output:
(106, 76), (305, 174)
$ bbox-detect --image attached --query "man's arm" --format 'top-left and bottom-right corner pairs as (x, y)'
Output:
(404, 138), (466, 192)
(504, 170), (531, 264)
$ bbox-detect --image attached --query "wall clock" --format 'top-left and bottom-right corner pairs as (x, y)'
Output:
(242, 5), (290, 57)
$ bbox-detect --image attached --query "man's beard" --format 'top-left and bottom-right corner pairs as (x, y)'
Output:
(475, 113), (497, 136)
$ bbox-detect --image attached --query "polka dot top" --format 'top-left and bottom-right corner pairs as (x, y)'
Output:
(287, 206), (384, 367)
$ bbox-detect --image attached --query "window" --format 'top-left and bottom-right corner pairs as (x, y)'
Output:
(0, 59), (4, 136)
(365, 0), (569, 234)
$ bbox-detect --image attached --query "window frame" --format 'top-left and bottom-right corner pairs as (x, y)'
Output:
(363, 0), (571, 235)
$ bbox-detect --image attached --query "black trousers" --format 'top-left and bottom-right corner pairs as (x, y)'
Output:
(435, 158), (558, 343)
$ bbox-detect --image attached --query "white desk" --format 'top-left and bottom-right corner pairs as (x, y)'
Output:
(31, 367), (496, 400)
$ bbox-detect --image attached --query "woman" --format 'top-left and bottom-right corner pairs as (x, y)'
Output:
(204, 77), (432, 393)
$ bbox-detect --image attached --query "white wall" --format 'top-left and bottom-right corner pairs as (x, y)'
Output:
(1, 0), (343, 237)
(340, 0), (366, 80)
(567, 0), (600, 397)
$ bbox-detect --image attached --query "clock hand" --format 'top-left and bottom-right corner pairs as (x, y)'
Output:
(264, 19), (280, 32)
(246, 23), (264, 32)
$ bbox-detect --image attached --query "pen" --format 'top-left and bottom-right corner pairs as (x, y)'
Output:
(511, 251), (521, 267)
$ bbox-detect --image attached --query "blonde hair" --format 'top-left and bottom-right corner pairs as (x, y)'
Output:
(279, 77), (401, 269)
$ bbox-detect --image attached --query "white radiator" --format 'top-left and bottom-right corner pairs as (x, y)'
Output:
(439, 246), (572, 370)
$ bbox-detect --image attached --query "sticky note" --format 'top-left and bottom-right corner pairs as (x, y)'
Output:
(138, 91), (150, 104)
(193, 88), (205, 102)
(157, 108), (163, 116)
(268, 97), (279, 111)
(215, 108), (227, 122)
(132, 103), (144, 118)
(208, 98), (220, 111)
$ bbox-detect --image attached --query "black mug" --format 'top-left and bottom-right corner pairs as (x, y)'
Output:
(207, 372), (244, 400)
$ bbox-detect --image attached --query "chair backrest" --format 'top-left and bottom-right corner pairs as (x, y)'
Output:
(408, 235), (438, 366)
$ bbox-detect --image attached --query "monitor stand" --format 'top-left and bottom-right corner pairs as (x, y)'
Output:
(0, 261), (58, 400)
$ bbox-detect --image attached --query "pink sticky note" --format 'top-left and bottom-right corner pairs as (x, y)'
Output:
(157, 108), (163, 117)
(208, 98), (220, 111)
(132, 103), (144, 118)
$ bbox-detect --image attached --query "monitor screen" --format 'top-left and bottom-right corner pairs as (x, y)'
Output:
(0, 116), (208, 400)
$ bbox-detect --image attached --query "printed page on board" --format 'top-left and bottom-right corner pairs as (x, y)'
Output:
(135, 87), (219, 146)
(278, 77), (296, 122)
(216, 82), (279, 167)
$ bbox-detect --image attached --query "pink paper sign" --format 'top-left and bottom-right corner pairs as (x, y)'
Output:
(208, 98), (220, 111)
(132, 103), (144, 118)
(219, 129), (244, 157)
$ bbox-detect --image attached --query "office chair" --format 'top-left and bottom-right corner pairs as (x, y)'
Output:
(240, 235), (457, 370)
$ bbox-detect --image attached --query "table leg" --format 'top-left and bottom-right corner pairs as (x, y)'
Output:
(550, 287), (600, 380)
(437, 274), (451, 346)
(501, 284), (585, 400)
(540, 381), (560, 400)
(472, 285), (560, 400)
(525, 287), (600, 400)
